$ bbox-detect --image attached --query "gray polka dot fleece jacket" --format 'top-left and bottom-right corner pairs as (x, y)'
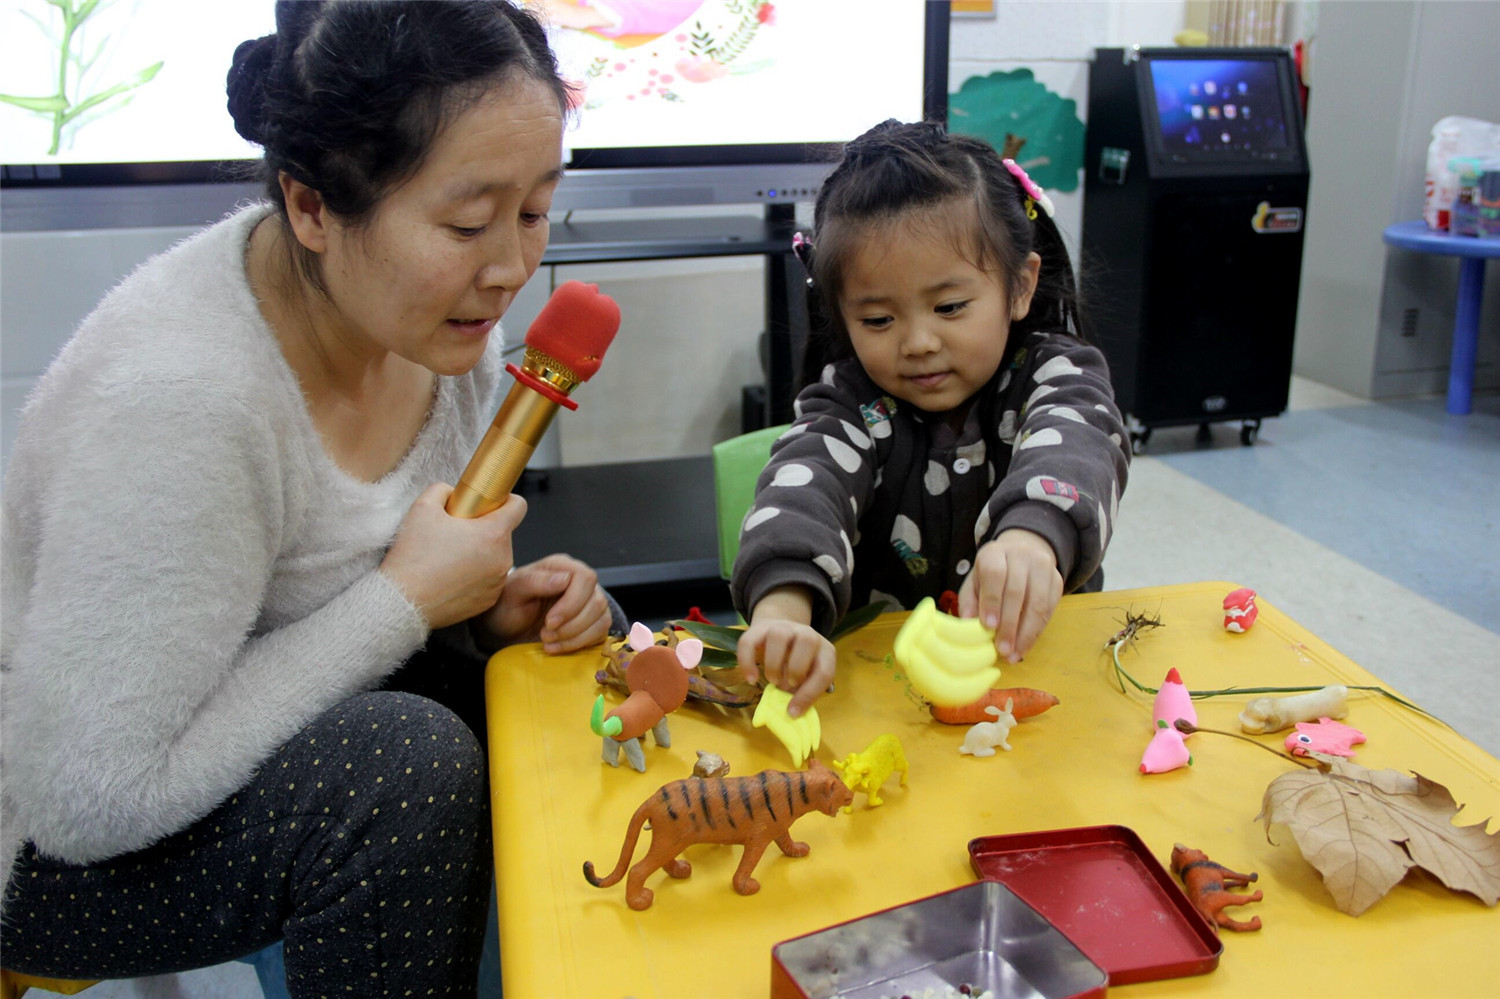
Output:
(731, 330), (1130, 633)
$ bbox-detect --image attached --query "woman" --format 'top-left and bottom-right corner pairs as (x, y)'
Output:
(1, 2), (606, 993)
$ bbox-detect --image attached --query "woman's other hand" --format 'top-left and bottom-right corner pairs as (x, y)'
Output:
(481, 553), (611, 653)
(381, 483), (525, 630)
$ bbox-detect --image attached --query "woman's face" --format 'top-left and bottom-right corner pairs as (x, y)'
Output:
(315, 76), (564, 375)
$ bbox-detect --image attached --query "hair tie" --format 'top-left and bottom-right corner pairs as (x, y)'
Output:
(792, 231), (814, 286)
(1002, 158), (1054, 220)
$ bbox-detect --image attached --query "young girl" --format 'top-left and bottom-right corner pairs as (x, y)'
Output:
(731, 120), (1130, 717)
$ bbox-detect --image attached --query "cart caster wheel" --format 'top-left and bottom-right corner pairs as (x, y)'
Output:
(1240, 420), (1260, 447)
(1196, 423), (1213, 444)
(1130, 428), (1151, 455)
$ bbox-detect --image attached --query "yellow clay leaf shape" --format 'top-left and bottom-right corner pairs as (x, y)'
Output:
(752, 685), (821, 768)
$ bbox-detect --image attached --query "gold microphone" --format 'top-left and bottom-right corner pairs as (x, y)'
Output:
(446, 281), (621, 518)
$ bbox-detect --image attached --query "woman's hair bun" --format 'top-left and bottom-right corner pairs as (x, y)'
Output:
(225, 33), (276, 144)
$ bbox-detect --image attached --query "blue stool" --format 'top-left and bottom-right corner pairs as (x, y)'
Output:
(1382, 220), (1500, 415)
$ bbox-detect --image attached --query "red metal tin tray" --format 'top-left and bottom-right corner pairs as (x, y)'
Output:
(968, 825), (1222, 986)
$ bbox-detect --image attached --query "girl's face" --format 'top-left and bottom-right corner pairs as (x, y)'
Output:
(837, 210), (1040, 422)
(312, 76), (564, 375)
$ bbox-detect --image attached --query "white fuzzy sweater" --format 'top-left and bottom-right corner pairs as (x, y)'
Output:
(1, 205), (503, 868)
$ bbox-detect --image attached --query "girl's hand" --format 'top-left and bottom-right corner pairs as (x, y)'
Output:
(958, 529), (1063, 663)
(480, 554), (612, 653)
(380, 484), (526, 630)
(737, 586), (836, 718)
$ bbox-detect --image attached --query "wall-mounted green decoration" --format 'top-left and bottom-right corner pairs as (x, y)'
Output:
(948, 69), (1084, 193)
(1, 0), (164, 157)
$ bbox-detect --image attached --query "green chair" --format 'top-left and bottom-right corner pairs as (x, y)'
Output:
(711, 423), (791, 581)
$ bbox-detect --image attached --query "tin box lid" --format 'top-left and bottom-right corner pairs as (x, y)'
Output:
(968, 824), (1223, 986)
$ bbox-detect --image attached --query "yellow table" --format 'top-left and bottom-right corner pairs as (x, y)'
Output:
(485, 582), (1500, 998)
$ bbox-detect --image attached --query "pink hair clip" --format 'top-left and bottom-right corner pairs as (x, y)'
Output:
(1001, 158), (1055, 220)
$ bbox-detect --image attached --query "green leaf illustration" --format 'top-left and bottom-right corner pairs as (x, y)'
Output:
(949, 69), (1085, 193)
(9, 0), (168, 156)
(0, 94), (70, 113)
(63, 59), (163, 122)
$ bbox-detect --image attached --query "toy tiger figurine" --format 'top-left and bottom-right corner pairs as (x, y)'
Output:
(583, 760), (853, 910)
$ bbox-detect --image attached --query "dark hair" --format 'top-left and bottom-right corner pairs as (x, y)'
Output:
(803, 119), (1084, 368)
(225, 0), (571, 288)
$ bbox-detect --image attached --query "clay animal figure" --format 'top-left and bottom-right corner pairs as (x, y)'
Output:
(692, 750), (730, 779)
(1286, 717), (1366, 758)
(830, 734), (908, 811)
(583, 760), (853, 910)
(1170, 844), (1263, 932)
(958, 700), (1017, 757)
(590, 622), (702, 771)
(1140, 719), (1192, 774)
(1152, 668), (1197, 731)
(1223, 587), (1259, 632)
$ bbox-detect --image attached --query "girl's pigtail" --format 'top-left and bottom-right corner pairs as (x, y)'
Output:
(1022, 207), (1086, 341)
(791, 231), (839, 390)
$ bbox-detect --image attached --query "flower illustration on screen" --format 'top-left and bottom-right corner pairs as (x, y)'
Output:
(545, 0), (774, 108)
(0, 0), (164, 157)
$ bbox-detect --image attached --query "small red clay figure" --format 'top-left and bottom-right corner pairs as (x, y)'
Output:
(1223, 587), (1259, 632)
(1170, 843), (1263, 932)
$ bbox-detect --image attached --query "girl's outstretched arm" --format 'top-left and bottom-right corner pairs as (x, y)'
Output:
(982, 333), (1130, 594)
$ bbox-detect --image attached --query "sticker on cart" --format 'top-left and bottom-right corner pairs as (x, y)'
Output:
(1251, 201), (1303, 233)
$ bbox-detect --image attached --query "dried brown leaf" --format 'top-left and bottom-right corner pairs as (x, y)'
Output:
(1259, 755), (1500, 915)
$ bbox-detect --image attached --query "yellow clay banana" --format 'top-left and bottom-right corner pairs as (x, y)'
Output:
(752, 684), (821, 768)
(893, 597), (1002, 707)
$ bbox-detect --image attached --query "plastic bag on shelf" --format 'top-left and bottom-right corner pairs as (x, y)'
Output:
(1423, 116), (1500, 231)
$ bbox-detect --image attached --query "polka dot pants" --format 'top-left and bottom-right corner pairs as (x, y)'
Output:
(1, 691), (491, 997)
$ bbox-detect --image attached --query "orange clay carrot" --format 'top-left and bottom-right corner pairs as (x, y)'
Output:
(929, 687), (1060, 725)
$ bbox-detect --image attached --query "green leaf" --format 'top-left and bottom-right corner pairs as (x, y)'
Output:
(830, 601), (890, 642)
(669, 619), (745, 651)
(0, 93), (70, 113)
(695, 646), (740, 670)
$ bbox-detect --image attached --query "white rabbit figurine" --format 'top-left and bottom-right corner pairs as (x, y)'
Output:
(958, 699), (1017, 757)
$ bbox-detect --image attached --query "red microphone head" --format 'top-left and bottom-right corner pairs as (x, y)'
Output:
(524, 281), (621, 381)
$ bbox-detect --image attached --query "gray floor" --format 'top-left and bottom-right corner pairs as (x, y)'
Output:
(22, 377), (1500, 998)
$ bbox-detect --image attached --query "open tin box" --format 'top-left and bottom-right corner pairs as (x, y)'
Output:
(770, 879), (1109, 999)
(968, 825), (1223, 986)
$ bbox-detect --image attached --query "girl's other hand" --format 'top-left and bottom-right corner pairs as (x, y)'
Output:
(381, 483), (525, 630)
(483, 554), (611, 653)
(959, 529), (1063, 663)
(737, 586), (836, 718)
